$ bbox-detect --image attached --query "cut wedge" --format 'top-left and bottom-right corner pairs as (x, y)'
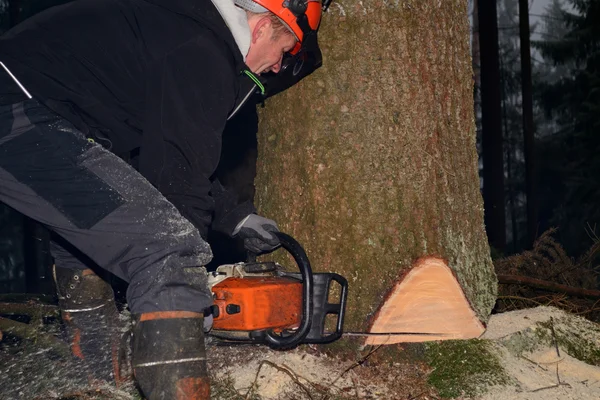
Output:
(366, 257), (485, 345)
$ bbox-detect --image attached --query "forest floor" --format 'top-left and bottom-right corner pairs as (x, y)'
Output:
(1, 306), (599, 400)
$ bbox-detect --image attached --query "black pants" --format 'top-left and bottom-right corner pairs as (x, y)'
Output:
(0, 99), (213, 313)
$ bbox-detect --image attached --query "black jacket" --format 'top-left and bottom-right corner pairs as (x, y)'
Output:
(0, 0), (257, 238)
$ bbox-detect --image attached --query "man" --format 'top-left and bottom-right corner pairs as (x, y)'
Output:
(0, 0), (322, 398)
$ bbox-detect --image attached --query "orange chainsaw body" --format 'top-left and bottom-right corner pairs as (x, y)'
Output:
(211, 276), (303, 331)
(206, 234), (348, 348)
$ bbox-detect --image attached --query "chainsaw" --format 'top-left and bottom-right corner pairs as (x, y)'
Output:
(206, 232), (348, 349)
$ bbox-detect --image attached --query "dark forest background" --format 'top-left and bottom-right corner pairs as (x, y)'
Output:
(1, 0), (599, 295)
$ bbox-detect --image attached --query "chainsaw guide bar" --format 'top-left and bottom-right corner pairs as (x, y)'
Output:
(342, 332), (454, 337)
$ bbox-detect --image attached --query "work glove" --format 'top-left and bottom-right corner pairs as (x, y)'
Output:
(233, 214), (281, 254)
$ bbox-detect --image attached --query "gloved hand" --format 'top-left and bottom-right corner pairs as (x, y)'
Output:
(233, 214), (281, 254)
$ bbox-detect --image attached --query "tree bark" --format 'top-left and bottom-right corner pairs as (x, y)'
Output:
(255, 1), (497, 338)
(478, 0), (506, 252)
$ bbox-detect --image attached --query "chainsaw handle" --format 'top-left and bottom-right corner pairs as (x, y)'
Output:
(263, 232), (313, 349)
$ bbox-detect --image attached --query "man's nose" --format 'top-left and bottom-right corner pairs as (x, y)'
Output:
(271, 53), (284, 74)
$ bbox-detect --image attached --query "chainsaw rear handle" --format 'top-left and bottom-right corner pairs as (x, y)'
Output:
(262, 231), (313, 349)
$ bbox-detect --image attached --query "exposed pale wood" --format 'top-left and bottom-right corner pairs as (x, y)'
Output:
(366, 258), (485, 345)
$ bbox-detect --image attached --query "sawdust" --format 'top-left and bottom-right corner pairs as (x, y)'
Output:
(481, 306), (574, 340)
(208, 344), (394, 399)
(208, 307), (600, 400)
(480, 346), (600, 400)
(477, 306), (600, 400)
(3, 305), (600, 399)
(207, 339), (440, 399)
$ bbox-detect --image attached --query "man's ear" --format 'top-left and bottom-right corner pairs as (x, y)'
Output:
(251, 16), (272, 44)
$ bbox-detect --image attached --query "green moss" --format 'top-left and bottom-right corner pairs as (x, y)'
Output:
(500, 330), (540, 357)
(425, 339), (510, 398)
(535, 320), (600, 366)
(495, 313), (600, 370)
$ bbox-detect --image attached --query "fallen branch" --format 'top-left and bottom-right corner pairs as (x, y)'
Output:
(529, 322), (573, 394)
(497, 274), (600, 299)
(550, 317), (561, 357)
(0, 302), (60, 320)
(497, 295), (544, 306)
(245, 360), (316, 400)
(0, 316), (69, 357)
(531, 381), (572, 393)
(331, 344), (383, 387)
(530, 363), (572, 393)
(521, 356), (549, 371)
(0, 293), (56, 303)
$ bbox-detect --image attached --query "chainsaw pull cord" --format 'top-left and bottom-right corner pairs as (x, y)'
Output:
(263, 232), (313, 349)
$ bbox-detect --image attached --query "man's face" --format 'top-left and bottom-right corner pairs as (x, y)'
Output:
(246, 18), (297, 75)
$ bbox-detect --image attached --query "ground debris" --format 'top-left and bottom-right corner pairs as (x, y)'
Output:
(32, 384), (137, 400)
(4, 306), (599, 400)
(207, 341), (435, 400)
(478, 306), (600, 400)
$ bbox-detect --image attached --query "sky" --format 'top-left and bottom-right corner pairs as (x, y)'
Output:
(530, 0), (552, 41)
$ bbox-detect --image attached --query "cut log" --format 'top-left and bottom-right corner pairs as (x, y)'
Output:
(366, 258), (485, 344)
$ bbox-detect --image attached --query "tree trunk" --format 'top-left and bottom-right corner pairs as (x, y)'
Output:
(471, 0), (481, 112)
(255, 1), (497, 344)
(518, 0), (537, 248)
(478, 0), (506, 252)
(502, 71), (519, 253)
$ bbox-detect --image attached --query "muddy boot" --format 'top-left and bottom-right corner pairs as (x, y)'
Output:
(132, 312), (210, 400)
(53, 265), (128, 385)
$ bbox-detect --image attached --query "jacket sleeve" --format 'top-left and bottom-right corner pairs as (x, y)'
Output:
(210, 101), (259, 235)
(138, 38), (236, 239)
(210, 179), (256, 235)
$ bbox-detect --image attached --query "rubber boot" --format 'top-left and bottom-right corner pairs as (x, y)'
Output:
(132, 312), (210, 400)
(53, 265), (128, 385)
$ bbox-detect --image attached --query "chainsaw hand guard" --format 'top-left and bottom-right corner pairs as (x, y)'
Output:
(281, 271), (348, 344)
(260, 232), (313, 349)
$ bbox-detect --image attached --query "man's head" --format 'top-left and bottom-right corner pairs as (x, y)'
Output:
(244, 12), (297, 75)
(235, 0), (322, 75)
